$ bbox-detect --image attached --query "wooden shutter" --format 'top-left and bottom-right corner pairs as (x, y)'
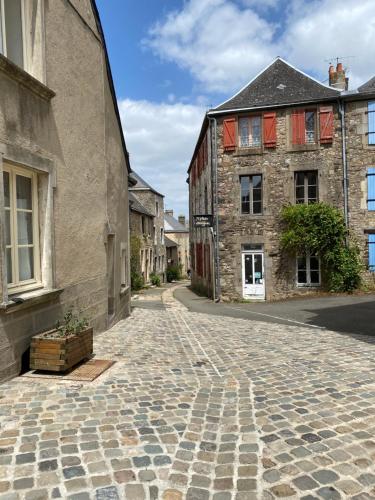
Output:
(319, 106), (334, 144)
(292, 110), (305, 145)
(369, 234), (375, 271)
(263, 112), (277, 147)
(223, 117), (236, 151)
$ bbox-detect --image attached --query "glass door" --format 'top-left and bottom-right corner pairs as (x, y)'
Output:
(242, 251), (265, 299)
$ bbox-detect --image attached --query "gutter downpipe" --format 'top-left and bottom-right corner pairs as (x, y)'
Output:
(209, 116), (221, 302)
(339, 99), (349, 231)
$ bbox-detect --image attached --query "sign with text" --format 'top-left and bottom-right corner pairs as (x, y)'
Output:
(193, 215), (213, 228)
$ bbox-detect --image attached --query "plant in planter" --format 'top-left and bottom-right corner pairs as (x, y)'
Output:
(30, 310), (93, 372)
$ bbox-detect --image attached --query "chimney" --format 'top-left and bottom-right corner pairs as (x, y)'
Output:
(165, 209), (173, 217)
(329, 62), (349, 91)
(178, 215), (186, 227)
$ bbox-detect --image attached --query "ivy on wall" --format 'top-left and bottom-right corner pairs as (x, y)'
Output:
(130, 235), (144, 291)
(281, 203), (362, 292)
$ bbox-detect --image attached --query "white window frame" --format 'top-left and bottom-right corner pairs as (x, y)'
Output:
(0, 0), (27, 70)
(4, 163), (41, 294)
(296, 254), (321, 287)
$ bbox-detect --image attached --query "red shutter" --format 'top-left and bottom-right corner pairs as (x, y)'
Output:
(263, 112), (277, 147)
(292, 110), (305, 145)
(223, 117), (236, 151)
(319, 106), (334, 144)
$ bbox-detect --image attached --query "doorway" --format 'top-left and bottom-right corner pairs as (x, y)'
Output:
(242, 248), (265, 300)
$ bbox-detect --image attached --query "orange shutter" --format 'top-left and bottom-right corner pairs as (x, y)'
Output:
(319, 106), (334, 144)
(263, 112), (277, 147)
(223, 117), (236, 150)
(292, 110), (305, 145)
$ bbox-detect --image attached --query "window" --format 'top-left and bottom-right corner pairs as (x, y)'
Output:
(0, 0), (25, 68)
(297, 255), (320, 286)
(153, 225), (156, 245)
(120, 246), (127, 287)
(240, 175), (262, 215)
(141, 216), (146, 235)
(156, 201), (159, 217)
(160, 228), (164, 244)
(3, 164), (40, 291)
(305, 111), (316, 143)
(239, 116), (261, 147)
(368, 101), (375, 146)
(367, 168), (375, 210)
(369, 234), (375, 272)
(295, 171), (318, 204)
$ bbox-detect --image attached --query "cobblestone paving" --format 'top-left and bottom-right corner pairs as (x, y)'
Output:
(1, 285), (375, 499)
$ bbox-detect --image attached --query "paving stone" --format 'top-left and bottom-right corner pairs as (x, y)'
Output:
(312, 470), (339, 485)
(124, 484), (145, 500)
(14, 477), (34, 489)
(186, 487), (210, 500)
(270, 484), (297, 497)
(63, 466), (86, 480)
(293, 475), (320, 491)
(95, 486), (120, 499)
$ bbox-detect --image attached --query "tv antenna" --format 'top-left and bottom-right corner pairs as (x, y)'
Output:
(325, 55), (356, 66)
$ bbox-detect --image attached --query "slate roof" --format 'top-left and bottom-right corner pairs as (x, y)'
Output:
(165, 236), (178, 248)
(164, 213), (189, 233)
(129, 192), (153, 217)
(212, 58), (340, 113)
(129, 172), (164, 198)
(358, 76), (375, 93)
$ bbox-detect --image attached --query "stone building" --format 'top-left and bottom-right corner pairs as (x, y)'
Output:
(164, 210), (190, 276)
(0, 0), (131, 382)
(129, 193), (154, 283)
(188, 58), (375, 301)
(165, 236), (179, 268)
(129, 172), (166, 280)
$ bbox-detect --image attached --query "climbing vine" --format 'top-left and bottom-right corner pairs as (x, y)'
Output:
(281, 203), (362, 292)
(130, 235), (144, 291)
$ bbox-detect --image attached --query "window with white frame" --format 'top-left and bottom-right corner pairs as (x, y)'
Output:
(0, 0), (25, 69)
(239, 116), (261, 147)
(120, 245), (127, 287)
(297, 255), (320, 286)
(295, 171), (318, 204)
(3, 164), (40, 292)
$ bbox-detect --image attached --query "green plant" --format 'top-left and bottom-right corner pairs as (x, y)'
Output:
(131, 271), (144, 291)
(281, 202), (362, 293)
(150, 273), (161, 287)
(166, 264), (182, 282)
(55, 310), (89, 337)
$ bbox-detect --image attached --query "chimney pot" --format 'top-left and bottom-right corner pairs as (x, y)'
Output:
(165, 209), (173, 217)
(329, 64), (335, 75)
(178, 215), (186, 227)
(337, 62), (343, 73)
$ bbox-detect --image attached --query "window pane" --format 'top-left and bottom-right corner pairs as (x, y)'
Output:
(6, 247), (12, 284)
(369, 102), (375, 145)
(3, 171), (10, 207)
(297, 257), (307, 271)
(244, 254), (253, 284)
(16, 175), (32, 210)
(308, 185), (317, 202)
(4, 0), (24, 68)
(17, 211), (33, 245)
(252, 175), (262, 189)
(253, 202), (262, 214)
(18, 247), (34, 281)
(254, 254), (263, 283)
(296, 186), (305, 203)
(5, 209), (11, 246)
(253, 189), (262, 202)
(307, 171), (317, 185)
(295, 172), (304, 186)
(241, 177), (250, 214)
(239, 118), (249, 147)
(298, 270), (307, 284)
(305, 111), (315, 143)
(310, 271), (320, 284)
(250, 117), (261, 146)
(310, 256), (319, 271)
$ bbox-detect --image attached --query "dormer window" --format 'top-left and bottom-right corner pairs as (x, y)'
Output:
(0, 0), (25, 69)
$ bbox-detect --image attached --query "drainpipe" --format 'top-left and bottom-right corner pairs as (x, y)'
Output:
(339, 99), (349, 230)
(209, 116), (221, 302)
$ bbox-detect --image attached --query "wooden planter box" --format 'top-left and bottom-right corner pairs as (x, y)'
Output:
(30, 328), (93, 372)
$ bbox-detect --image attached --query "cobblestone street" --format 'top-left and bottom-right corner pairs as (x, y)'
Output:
(1, 285), (375, 499)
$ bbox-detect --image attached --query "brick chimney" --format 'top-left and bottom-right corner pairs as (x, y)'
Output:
(178, 215), (186, 227)
(165, 209), (173, 217)
(329, 62), (349, 90)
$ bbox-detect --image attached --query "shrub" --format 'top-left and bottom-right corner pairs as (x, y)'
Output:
(281, 203), (362, 293)
(166, 265), (182, 282)
(131, 271), (144, 291)
(150, 273), (161, 287)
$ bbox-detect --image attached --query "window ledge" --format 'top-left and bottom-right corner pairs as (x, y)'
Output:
(0, 288), (63, 314)
(0, 54), (55, 102)
(287, 144), (320, 152)
(234, 148), (263, 156)
(120, 285), (130, 297)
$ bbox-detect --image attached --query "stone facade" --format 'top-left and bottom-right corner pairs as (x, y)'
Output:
(0, 0), (131, 382)
(164, 211), (190, 277)
(129, 202), (154, 283)
(189, 59), (375, 301)
(129, 175), (166, 281)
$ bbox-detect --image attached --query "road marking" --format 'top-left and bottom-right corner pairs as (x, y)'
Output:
(225, 306), (325, 330)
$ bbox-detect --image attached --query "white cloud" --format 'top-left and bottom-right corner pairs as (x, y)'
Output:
(119, 99), (205, 215)
(145, 0), (375, 94)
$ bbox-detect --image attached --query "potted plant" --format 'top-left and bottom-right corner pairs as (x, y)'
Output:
(30, 310), (93, 372)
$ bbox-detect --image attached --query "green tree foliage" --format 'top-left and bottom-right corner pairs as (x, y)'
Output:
(166, 264), (183, 283)
(281, 203), (362, 292)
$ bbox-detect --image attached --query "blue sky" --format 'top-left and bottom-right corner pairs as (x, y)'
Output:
(96, 0), (375, 216)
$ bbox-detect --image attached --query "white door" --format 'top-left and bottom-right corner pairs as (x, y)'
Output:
(242, 252), (265, 299)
